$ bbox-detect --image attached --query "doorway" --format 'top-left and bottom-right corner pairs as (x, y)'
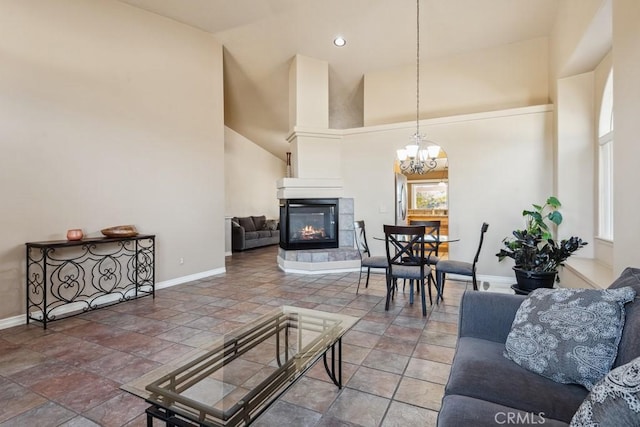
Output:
(395, 151), (449, 255)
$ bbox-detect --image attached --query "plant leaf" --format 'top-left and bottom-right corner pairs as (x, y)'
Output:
(547, 196), (561, 208)
(548, 211), (563, 226)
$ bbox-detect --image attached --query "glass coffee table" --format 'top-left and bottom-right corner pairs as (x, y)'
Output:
(124, 306), (358, 426)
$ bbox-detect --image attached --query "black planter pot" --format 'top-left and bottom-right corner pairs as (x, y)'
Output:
(513, 267), (557, 292)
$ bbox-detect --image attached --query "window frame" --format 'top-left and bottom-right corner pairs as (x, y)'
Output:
(597, 69), (614, 241)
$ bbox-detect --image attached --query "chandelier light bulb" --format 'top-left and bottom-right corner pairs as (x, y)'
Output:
(405, 144), (419, 158)
(426, 144), (441, 159)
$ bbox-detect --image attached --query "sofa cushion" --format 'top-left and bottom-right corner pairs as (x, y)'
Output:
(257, 230), (271, 239)
(438, 395), (569, 427)
(244, 231), (259, 240)
(504, 287), (636, 390)
(264, 219), (278, 231)
(570, 355), (640, 427)
(251, 215), (266, 231)
(608, 267), (640, 367)
(446, 336), (588, 423)
(237, 217), (256, 232)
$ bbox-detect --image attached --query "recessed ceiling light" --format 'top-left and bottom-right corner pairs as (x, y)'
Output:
(333, 36), (346, 47)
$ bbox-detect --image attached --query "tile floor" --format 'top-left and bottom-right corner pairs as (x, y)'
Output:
(0, 246), (472, 427)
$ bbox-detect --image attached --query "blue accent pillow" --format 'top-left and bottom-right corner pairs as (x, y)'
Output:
(570, 355), (640, 426)
(504, 287), (636, 390)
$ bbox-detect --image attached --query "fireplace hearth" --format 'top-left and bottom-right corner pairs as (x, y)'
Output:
(279, 198), (339, 250)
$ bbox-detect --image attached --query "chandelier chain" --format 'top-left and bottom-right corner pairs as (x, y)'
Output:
(416, 0), (420, 137)
(397, 0), (440, 175)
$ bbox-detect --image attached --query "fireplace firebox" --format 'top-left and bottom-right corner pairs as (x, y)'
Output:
(279, 198), (339, 250)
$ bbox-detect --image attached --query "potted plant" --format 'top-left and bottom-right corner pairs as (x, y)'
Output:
(496, 196), (587, 292)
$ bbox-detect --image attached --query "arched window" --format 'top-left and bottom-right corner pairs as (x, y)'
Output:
(598, 69), (613, 240)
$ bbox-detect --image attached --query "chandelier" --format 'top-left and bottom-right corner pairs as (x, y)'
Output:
(397, 0), (441, 175)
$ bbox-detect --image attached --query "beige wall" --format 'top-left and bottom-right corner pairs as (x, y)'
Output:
(555, 72), (595, 258)
(549, 0), (640, 276)
(342, 106), (554, 278)
(364, 37), (549, 126)
(224, 127), (284, 219)
(549, 0), (610, 89)
(612, 0), (640, 274)
(0, 0), (225, 320)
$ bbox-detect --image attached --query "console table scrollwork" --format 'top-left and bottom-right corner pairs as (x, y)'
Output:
(25, 234), (155, 329)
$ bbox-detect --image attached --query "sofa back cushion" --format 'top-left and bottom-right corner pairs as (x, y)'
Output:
(237, 217), (256, 232)
(251, 215), (267, 231)
(608, 267), (640, 367)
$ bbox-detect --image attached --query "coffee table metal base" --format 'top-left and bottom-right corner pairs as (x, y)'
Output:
(141, 306), (355, 427)
(145, 338), (342, 427)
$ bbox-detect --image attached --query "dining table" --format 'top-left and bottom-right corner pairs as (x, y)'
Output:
(373, 233), (460, 304)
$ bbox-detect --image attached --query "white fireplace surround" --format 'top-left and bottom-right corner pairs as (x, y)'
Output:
(276, 177), (344, 199)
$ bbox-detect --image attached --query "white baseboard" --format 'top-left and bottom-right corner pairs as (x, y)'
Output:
(0, 315), (25, 330)
(155, 268), (226, 290)
(0, 268), (227, 330)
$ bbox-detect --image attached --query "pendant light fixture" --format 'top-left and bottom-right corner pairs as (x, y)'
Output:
(397, 0), (441, 175)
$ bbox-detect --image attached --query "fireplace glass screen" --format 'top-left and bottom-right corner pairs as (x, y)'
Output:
(280, 199), (339, 250)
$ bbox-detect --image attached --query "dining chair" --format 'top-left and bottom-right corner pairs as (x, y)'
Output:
(408, 220), (441, 263)
(383, 224), (433, 316)
(354, 220), (388, 294)
(435, 222), (489, 302)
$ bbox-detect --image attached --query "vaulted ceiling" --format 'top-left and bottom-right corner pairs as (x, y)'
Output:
(118, 0), (559, 159)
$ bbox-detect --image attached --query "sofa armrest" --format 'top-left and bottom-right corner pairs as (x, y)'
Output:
(458, 291), (526, 344)
(231, 224), (246, 251)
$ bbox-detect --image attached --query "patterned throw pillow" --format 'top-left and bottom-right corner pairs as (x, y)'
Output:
(264, 219), (278, 231)
(570, 355), (640, 426)
(504, 287), (636, 390)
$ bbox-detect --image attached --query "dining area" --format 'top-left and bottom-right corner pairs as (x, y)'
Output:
(354, 220), (489, 318)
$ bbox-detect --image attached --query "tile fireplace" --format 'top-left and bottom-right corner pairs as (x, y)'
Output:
(279, 198), (339, 250)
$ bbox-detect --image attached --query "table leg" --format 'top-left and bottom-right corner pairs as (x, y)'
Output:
(322, 337), (342, 388)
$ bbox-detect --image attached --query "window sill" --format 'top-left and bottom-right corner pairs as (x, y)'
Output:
(562, 257), (613, 290)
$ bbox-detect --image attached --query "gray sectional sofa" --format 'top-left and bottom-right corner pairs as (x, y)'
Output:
(437, 268), (640, 426)
(231, 215), (279, 251)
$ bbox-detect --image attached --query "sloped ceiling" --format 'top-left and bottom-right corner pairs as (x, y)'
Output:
(118, 0), (559, 159)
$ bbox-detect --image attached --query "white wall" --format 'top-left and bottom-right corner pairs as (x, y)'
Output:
(224, 127), (285, 219)
(342, 106), (554, 278)
(364, 37), (549, 126)
(0, 0), (225, 319)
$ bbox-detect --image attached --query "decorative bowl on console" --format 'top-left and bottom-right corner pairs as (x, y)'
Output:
(101, 225), (138, 238)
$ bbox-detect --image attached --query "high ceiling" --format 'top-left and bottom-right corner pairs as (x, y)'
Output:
(118, 0), (559, 159)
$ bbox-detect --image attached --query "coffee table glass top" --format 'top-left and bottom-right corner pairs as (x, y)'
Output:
(125, 306), (358, 426)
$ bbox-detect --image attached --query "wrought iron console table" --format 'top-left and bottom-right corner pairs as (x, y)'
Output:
(25, 234), (155, 329)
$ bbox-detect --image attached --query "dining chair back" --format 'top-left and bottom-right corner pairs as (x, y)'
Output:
(354, 220), (388, 294)
(409, 219), (441, 261)
(435, 222), (489, 301)
(383, 224), (433, 316)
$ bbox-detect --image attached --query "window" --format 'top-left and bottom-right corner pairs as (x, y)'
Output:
(411, 181), (448, 209)
(598, 70), (614, 240)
